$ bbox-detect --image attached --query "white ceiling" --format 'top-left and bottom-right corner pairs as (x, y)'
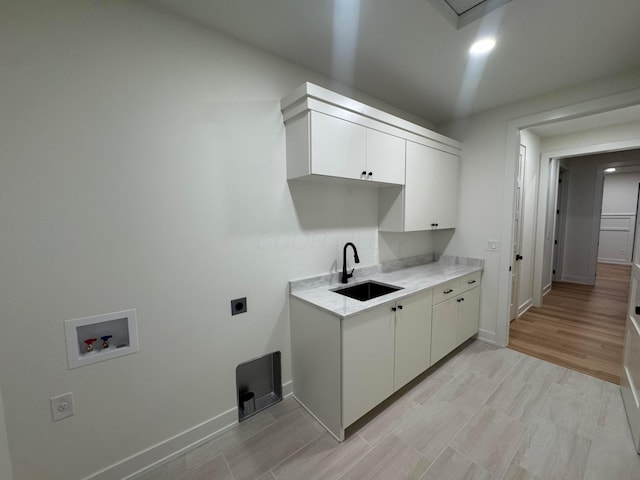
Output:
(147, 0), (640, 124)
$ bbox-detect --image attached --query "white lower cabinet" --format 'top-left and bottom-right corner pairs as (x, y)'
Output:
(458, 286), (480, 344)
(430, 273), (481, 365)
(394, 291), (433, 391)
(342, 307), (395, 426)
(343, 289), (432, 425)
(290, 273), (479, 441)
(431, 296), (459, 365)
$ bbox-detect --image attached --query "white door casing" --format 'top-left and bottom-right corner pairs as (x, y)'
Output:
(622, 201), (640, 454)
(510, 145), (526, 320)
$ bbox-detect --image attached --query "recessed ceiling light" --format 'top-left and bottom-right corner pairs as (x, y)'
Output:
(469, 37), (496, 55)
(605, 167), (616, 173)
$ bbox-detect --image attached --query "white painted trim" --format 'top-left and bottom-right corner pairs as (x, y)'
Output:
(517, 300), (533, 317)
(477, 329), (496, 345)
(281, 82), (461, 151)
(543, 283), (552, 296)
(82, 381), (294, 480)
(598, 259), (632, 265)
(499, 87), (640, 348)
(559, 274), (593, 285)
(81, 407), (238, 480)
(282, 380), (293, 398)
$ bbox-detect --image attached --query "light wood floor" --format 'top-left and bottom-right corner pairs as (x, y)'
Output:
(140, 342), (640, 480)
(509, 263), (631, 384)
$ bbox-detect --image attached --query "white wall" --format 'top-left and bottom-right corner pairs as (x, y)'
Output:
(439, 69), (640, 345)
(601, 172), (640, 214)
(0, 389), (13, 480)
(559, 155), (602, 284)
(516, 130), (541, 314)
(0, 2), (437, 480)
(551, 151), (640, 282)
(598, 171), (640, 264)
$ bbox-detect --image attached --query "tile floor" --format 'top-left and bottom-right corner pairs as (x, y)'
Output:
(140, 341), (640, 480)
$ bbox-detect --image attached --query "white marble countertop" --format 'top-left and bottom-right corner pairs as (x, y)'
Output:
(289, 255), (483, 319)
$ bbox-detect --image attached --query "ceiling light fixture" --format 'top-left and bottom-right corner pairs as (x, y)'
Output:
(604, 167), (616, 173)
(469, 37), (496, 55)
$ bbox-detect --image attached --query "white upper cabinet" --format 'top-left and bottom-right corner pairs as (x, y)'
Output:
(379, 141), (459, 231)
(366, 128), (406, 184)
(310, 111), (366, 180)
(281, 82), (459, 191)
(288, 111), (405, 184)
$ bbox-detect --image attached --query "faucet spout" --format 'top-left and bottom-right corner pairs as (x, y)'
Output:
(341, 242), (360, 283)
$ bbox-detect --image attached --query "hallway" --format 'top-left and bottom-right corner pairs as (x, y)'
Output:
(509, 263), (631, 384)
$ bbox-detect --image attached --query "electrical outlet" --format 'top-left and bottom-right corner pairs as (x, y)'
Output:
(486, 240), (499, 252)
(50, 392), (75, 422)
(231, 297), (247, 315)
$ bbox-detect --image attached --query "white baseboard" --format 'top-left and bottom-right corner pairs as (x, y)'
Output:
(517, 299), (533, 317)
(82, 381), (294, 480)
(597, 258), (631, 265)
(477, 329), (496, 345)
(543, 283), (552, 296)
(559, 274), (594, 285)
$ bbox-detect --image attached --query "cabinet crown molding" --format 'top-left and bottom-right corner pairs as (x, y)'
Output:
(281, 82), (461, 154)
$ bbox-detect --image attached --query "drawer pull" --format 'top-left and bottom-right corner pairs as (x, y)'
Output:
(467, 279), (476, 284)
(444, 289), (453, 294)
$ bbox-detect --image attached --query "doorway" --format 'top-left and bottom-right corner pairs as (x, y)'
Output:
(496, 97), (640, 348)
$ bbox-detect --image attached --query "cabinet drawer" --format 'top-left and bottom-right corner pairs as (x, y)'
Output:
(458, 271), (481, 294)
(433, 279), (459, 305)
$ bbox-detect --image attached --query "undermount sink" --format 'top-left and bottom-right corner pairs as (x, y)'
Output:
(332, 281), (403, 302)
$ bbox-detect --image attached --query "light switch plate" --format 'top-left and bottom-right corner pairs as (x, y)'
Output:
(50, 392), (75, 422)
(486, 240), (499, 252)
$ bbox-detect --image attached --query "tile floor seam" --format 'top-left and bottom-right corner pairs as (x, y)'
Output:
(220, 452), (238, 480)
(495, 418), (528, 480)
(262, 428), (324, 479)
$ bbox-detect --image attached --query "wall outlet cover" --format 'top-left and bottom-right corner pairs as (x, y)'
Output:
(50, 392), (75, 422)
(231, 297), (247, 315)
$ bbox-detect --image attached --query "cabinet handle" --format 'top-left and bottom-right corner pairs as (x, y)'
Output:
(361, 170), (367, 176)
(397, 305), (403, 310)
(391, 307), (397, 312)
(444, 289), (453, 294)
(467, 279), (476, 284)
(457, 297), (465, 302)
(368, 172), (373, 177)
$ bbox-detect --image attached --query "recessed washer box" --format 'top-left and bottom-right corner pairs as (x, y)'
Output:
(64, 309), (139, 369)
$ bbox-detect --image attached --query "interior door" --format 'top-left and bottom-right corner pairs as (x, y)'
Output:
(622, 196), (640, 454)
(510, 145), (526, 321)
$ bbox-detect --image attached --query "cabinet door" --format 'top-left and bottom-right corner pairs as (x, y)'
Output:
(342, 306), (395, 426)
(431, 297), (459, 365)
(366, 129), (405, 185)
(404, 142), (459, 231)
(394, 291), (432, 391)
(310, 111), (366, 180)
(458, 287), (480, 344)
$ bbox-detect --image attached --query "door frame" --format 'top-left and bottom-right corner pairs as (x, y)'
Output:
(552, 166), (567, 283)
(495, 88), (640, 347)
(510, 144), (526, 320)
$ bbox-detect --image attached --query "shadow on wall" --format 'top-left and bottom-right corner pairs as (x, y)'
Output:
(287, 179), (379, 231)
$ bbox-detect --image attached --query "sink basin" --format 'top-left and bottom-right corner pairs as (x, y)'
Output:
(332, 281), (403, 302)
